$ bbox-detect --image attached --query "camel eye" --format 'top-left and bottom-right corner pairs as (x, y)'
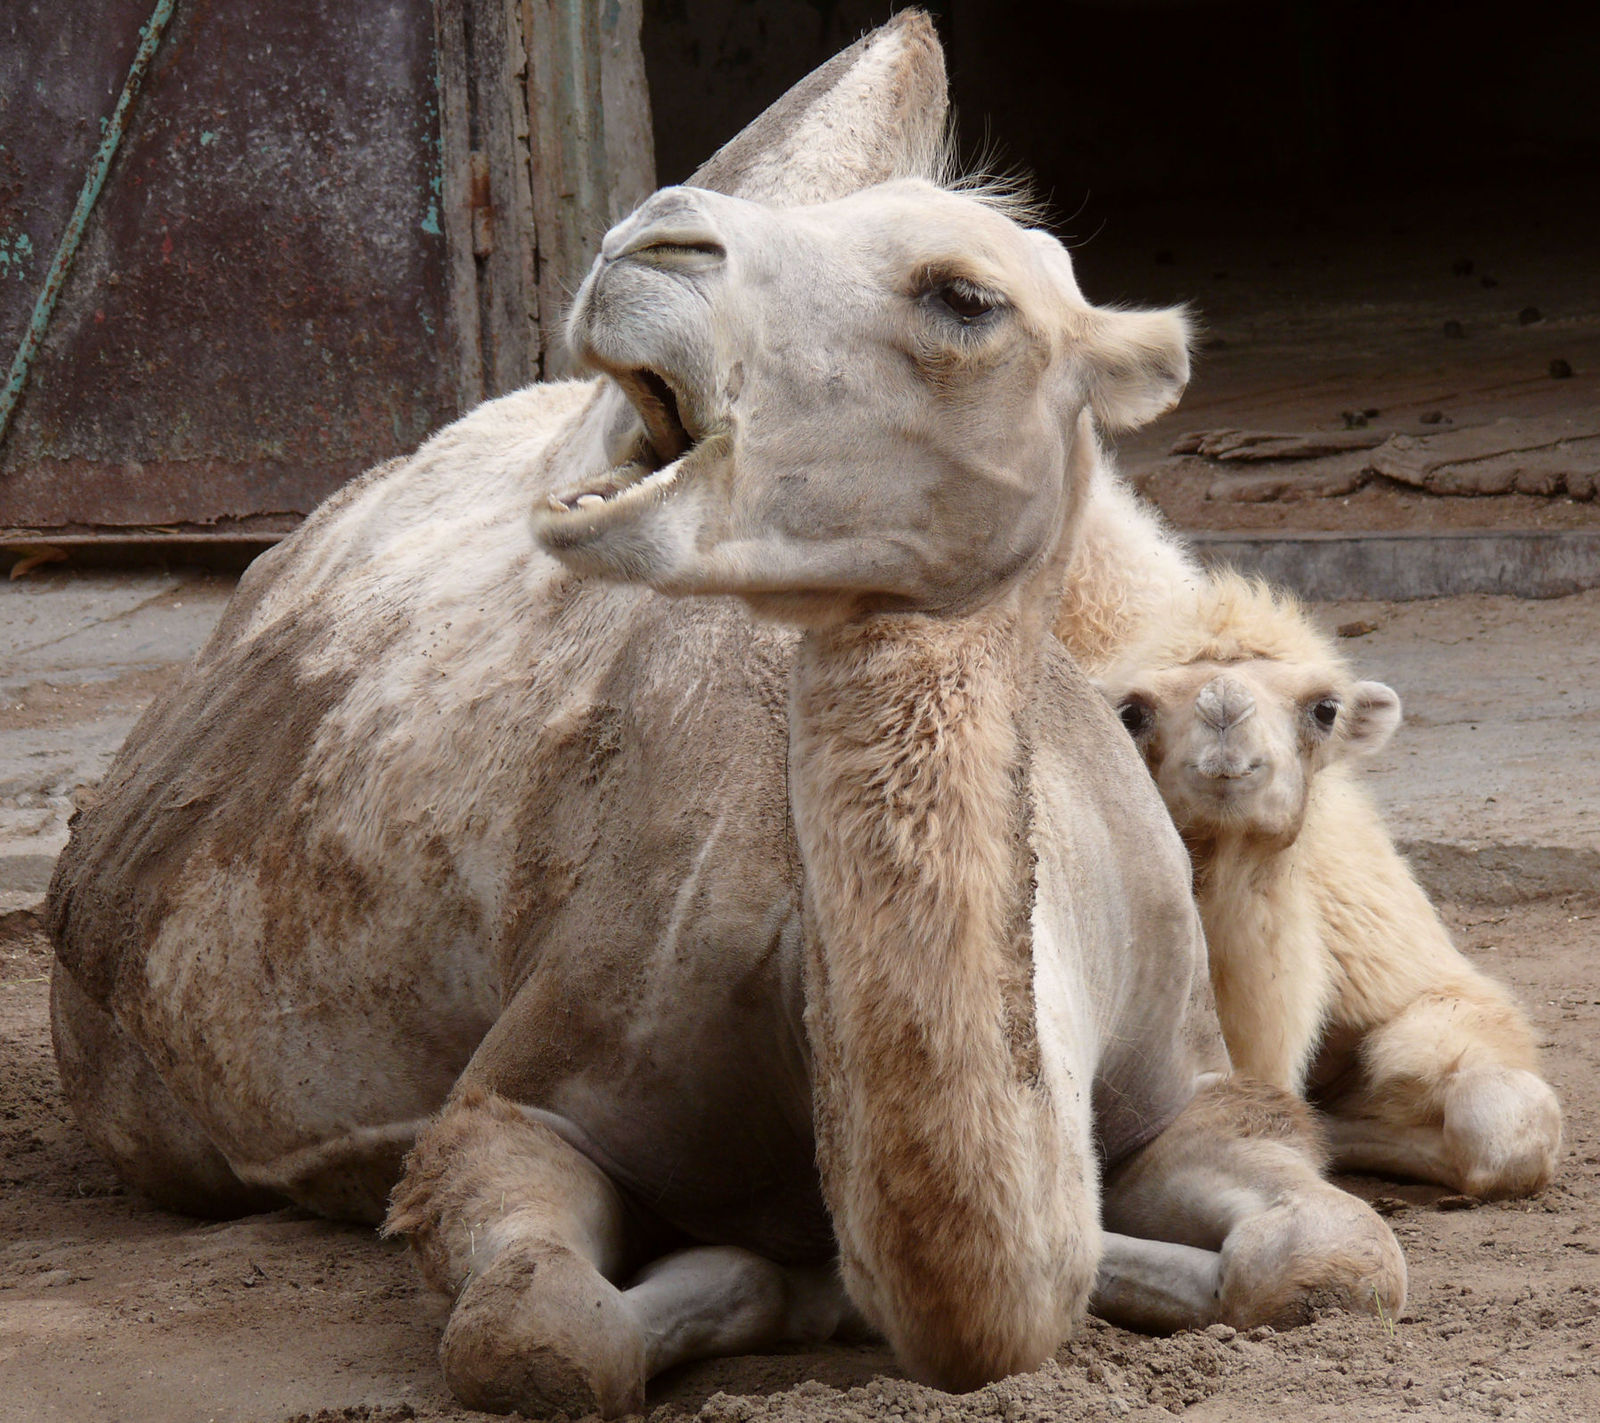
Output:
(1310, 697), (1341, 732)
(1118, 698), (1153, 738)
(930, 277), (1000, 324)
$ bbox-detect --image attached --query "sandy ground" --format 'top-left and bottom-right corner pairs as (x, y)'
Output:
(3, 895), (1597, 1423)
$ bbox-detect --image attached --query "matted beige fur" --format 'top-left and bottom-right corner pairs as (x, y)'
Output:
(1097, 573), (1564, 1199)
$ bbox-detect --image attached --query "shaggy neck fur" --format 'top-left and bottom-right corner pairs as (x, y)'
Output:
(789, 583), (1094, 1387)
(1188, 826), (1332, 1095)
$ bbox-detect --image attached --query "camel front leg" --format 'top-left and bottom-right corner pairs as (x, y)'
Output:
(1323, 1064), (1562, 1199)
(626, 1247), (861, 1376)
(1095, 1077), (1406, 1333)
(386, 1087), (646, 1417)
(1325, 990), (1563, 1199)
(387, 1088), (857, 1418)
(1093, 1232), (1223, 1334)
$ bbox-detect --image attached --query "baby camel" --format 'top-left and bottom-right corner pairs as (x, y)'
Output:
(1097, 573), (1563, 1200)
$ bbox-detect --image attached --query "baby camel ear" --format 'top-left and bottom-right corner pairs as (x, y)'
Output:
(1343, 680), (1403, 758)
(1081, 306), (1193, 434)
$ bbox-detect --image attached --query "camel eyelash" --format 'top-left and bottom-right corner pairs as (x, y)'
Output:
(914, 270), (1009, 329)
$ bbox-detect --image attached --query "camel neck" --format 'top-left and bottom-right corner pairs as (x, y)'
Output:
(787, 599), (1091, 1385)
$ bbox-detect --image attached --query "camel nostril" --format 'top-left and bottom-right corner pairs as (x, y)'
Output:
(618, 236), (726, 269)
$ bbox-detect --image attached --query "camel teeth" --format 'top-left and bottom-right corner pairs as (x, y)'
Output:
(546, 494), (568, 512)
(575, 493), (606, 510)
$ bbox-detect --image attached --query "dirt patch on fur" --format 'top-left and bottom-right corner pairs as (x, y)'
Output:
(2, 896), (1596, 1423)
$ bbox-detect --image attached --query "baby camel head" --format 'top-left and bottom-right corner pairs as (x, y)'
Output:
(531, 179), (1191, 624)
(1098, 576), (1402, 847)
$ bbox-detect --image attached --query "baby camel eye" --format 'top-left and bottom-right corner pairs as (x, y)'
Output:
(1118, 698), (1154, 738)
(1310, 697), (1341, 732)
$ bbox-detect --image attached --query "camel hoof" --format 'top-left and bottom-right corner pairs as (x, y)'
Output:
(440, 1246), (646, 1419)
(1217, 1190), (1407, 1330)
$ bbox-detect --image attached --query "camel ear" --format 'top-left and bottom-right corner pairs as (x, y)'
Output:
(690, 10), (947, 205)
(1081, 306), (1194, 434)
(1343, 680), (1402, 757)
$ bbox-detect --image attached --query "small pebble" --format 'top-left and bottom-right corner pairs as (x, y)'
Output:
(1442, 320), (1466, 338)
(1436, 1194), (1482, 1212)
(1518, 305), (1543, 325)
(1419, 410), (1445, 424)
(1550, 358), (1573, 379)
(1341, 410), (1369, 429)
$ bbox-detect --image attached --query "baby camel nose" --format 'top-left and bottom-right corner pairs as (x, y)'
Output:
(1195, 675), (1256, 733)
(600, 187), (726, 270)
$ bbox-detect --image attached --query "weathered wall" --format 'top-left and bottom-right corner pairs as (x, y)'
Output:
(0, 0), (454, 530)
(0, 0), (654, 534)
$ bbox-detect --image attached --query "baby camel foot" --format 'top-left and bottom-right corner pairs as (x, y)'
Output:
(1445, 1066), (1563, 1200)
(440, 1243), (647, 1419)
(1324, 1066), (1564, 1200)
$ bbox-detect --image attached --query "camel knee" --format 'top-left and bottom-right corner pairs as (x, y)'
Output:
(440, 1241), (646, 1419)
(387, 1089), (647, 1418)
(386, 1087), (630, 1293)
(1103, 1080), (1404, 1333)
(1216, 1175), (1406, 1330)
(1104, 1077), (1331, 1246)
(1445, 1066), (1563, 1199)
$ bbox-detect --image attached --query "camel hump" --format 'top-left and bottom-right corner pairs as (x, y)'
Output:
(690, 9), (947, 205)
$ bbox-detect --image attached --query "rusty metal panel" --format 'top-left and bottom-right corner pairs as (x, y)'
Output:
(0, 0), (457, 531)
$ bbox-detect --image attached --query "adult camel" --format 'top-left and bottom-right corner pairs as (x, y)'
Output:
(49, 14), (1404, 1417)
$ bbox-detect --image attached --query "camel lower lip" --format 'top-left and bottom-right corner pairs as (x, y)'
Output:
(543, 456), (684, 521)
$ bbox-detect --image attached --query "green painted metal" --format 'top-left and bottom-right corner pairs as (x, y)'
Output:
(0, 0), (175, 453)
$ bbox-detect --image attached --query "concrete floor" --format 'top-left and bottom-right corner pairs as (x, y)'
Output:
(0, 569), (235, 920)
(2, 567), (1596, 926)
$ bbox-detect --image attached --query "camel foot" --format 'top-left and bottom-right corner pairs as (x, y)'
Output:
(440, 1245), (647, 1419)
(1216, 1183), (1406, 1330)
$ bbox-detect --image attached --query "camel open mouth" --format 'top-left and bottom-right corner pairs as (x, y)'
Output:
(540, 367), (706, 529)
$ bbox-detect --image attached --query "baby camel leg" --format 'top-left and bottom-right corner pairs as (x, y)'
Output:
(1322, 992), (1563, 1199)
(1094, 1079), (1406, 1334)
(387, 1088), (854, 1419)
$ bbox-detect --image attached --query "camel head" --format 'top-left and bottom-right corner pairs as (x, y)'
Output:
(531, 180), (1191, 624)
(1098, 575), (1402, 847)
